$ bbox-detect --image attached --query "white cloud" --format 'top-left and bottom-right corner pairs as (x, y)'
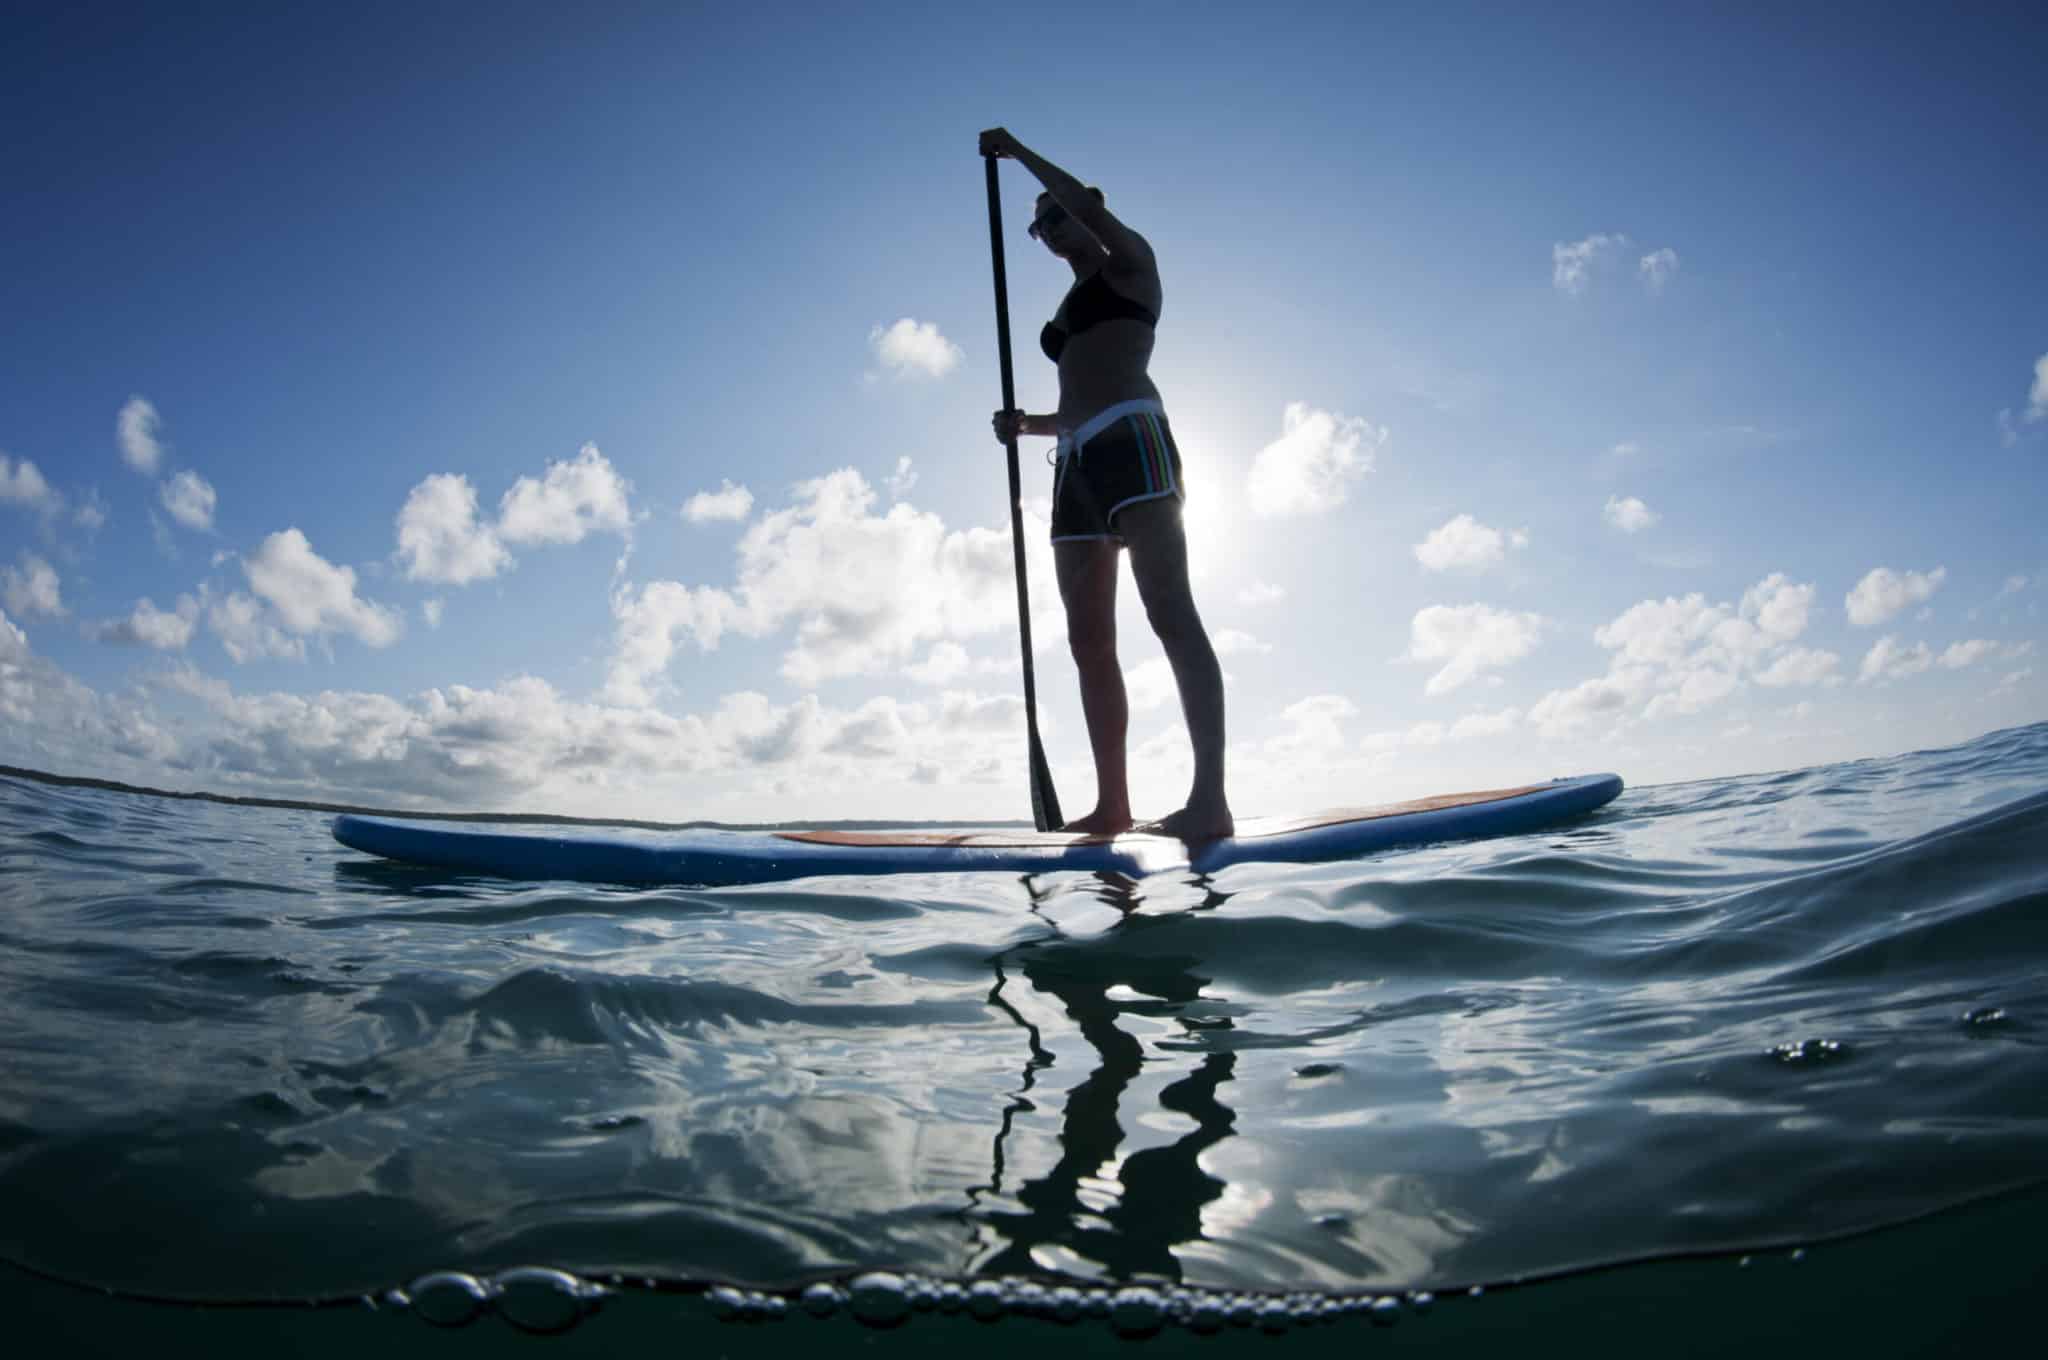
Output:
(118, 396), (164, 474)
(1363, 707), (1521, 751)
(2, 553), (64, 617)
(734, 468), (1018, 686)
(868, 318), (963, 379)
(1858, 635), (1933, 683)
(1404, 603), (1543, 695)
(1238, 581), (1285, 606)
(1937, 639), (1998, 669)
(74, 489), (108, 531)
(1742, 573), (1814, 642)
(422, 598), (444, 629)
(1845, 566), (1946, 627)
(906, 641), (970, 686)
(243, 529), (403, 649)
(0, 608), (26, 666)
(608, 470), (1045, 702)
(1528, 674), (1635, 737)
(88, 595), (199, 650)
(0, 618), (179, 768)
(1414, 513), (1527, 571)
(902, 644), (1014, 687)
(3, 607), (1051, 814)
(887, 456), (918, 500)
(1267, 694), (1356, 758)
(1552, 233), (1628, 295)
(396, 473), (512, 584)
(1448, 706), (1521, 741)
(603, 579), (737, 706)
(683, 480), (755, 524)
(2028, 353), (2048, 423)
(205, 589), (305, 664)
(1531, 573), (1831, 735)
(159, 469), (217, 531)
(1604, 494), (1658, 533)
(497, 443), (632, 546)
(1247, 402), (1383, 518)
(1126, 656), (1179, 712)
(1, 454), (55, 510)
(1213, 628), (1270, 656)
(1639, 247), (1680, 293)
(1609, 441), (1641, 457)
(1994, 667), (2033, 694)
(1754, 646), (1841, 687)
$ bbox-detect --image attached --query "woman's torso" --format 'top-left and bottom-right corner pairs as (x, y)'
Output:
(1052, 264), (1162, 433)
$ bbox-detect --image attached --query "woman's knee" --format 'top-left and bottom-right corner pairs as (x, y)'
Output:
(1067, 614), (1117, 665)
(1136, 583), (1201, 642)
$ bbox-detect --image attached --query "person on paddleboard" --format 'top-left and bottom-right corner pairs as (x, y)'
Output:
(982, 128), (1233, 842)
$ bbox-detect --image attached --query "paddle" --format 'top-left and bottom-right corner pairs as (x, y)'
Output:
(982, 150), (1063, 832)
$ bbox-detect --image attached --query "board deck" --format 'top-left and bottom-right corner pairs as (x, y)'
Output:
(331, 774), (1623, 886)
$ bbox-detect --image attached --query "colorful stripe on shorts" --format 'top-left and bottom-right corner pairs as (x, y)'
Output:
(1130, 411), (1173, 493)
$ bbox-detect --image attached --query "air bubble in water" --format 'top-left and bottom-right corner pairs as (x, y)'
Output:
(1370, 1296), (1401, 1326)
(801, 1282), (844, 1317)
(1109, 1286), (1165, 1338)
(706, 1285), (747, 1321)
(493, 1267), (602, 1335)
(849, 1272), (912, 1329)
(1964, 1006), (2008, 1027)
(1409, 1290), (1436, 1312)
(968, 1279), (1005, 1321)
(407, 1272), (490, 1328)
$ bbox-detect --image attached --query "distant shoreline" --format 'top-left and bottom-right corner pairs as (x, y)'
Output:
(0, 763), (1026, 833)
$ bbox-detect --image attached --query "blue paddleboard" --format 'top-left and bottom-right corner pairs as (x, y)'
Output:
(331, 774), (1622, 886)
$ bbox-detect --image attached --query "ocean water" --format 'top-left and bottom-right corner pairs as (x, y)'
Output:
(2, 723), (2045, 1350)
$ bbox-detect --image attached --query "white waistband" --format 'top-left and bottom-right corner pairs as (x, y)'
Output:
(1057, 399), (1168, 458)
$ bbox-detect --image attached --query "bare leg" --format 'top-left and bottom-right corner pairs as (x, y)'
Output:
(1054, 539), (1133, 835)
(1119, 499), (1234, 841)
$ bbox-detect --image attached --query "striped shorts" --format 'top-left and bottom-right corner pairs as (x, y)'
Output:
(1050, 399), (1184, 544)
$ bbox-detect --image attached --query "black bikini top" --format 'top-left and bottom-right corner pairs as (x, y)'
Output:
(1040, 270), (1157, 363)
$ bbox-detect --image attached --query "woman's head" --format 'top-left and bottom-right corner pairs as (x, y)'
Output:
(1030, 188), (1104, 257)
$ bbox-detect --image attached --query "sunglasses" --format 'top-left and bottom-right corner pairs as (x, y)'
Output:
(1027, 202), (1068, 240)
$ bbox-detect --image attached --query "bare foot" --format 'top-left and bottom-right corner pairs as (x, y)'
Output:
(1137, 803), (1235, 843)
(1059, 807), (1135, 836)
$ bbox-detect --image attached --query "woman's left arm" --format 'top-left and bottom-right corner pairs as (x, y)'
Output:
(981, 128), (1154, 267)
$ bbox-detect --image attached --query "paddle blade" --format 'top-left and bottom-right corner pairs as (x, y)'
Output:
(1029, 730), (1063, 832)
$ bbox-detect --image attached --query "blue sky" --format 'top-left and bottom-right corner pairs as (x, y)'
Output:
(2, 1), (2043, 822)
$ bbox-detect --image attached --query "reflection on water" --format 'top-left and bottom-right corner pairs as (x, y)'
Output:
(970, 873), (1238, 1281)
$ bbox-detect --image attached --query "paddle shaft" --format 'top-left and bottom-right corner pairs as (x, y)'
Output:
(982, 153), (1063, 832)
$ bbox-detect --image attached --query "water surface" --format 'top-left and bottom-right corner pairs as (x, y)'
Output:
(1, 724), (2044, 1305)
